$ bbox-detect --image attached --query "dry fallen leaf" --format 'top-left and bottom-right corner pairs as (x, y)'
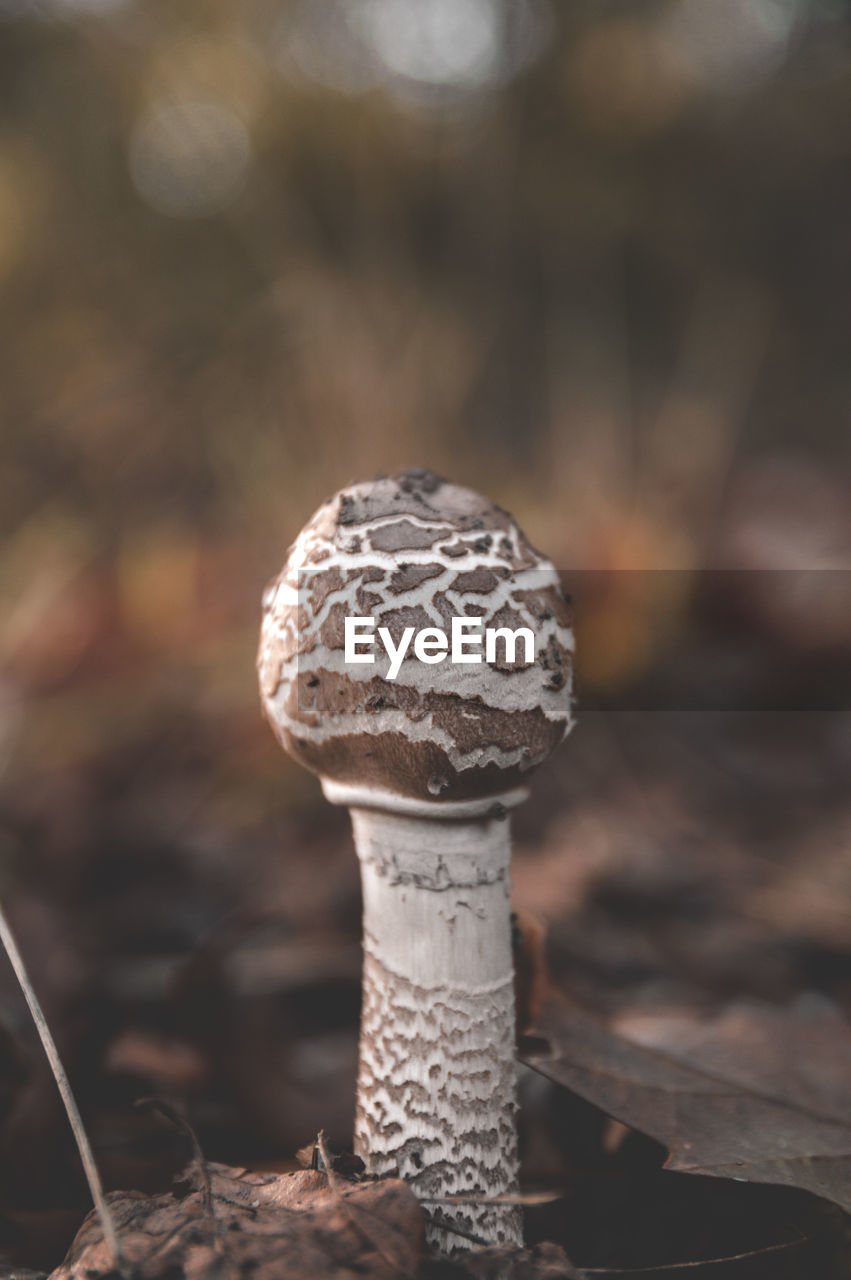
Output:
(49, 1162), (423, 1280)
(520, 994), (851, 1214)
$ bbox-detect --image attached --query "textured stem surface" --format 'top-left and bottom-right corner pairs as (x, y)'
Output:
(349, 803), (522, 1253)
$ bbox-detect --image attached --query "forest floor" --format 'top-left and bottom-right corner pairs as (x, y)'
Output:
(0, 616), (849, 1278)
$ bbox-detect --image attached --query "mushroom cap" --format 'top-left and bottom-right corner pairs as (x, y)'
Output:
(258, 468), (574, 802)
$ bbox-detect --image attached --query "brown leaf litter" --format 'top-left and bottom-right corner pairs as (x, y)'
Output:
(522, 993), (851, 1214)
(50, 1162), (423, 1280)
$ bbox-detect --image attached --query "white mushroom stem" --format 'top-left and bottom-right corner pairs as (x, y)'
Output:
(322, 781), (527, 1254)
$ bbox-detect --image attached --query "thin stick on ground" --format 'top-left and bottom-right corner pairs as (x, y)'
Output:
(0, 900), (126, 1276)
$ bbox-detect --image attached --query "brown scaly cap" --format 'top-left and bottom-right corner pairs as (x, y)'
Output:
(258, 469), (573, 802)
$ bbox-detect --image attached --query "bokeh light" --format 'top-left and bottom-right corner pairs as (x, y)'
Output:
(279, 0), (383, 95)
(278, 0), (552, 107)
(128, 99), (251, 218)
(354, 0), (506, 88)
(662, 0), (804, 92)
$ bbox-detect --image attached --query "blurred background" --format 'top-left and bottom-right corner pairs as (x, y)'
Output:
(0, 0), (849, 1271)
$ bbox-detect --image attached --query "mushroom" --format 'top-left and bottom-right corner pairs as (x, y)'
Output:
(257, 468), (574, 1252)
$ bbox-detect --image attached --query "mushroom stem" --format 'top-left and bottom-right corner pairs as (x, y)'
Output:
(323, 781), (526, 1253)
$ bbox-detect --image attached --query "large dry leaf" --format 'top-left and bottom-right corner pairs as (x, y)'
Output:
(49, 1162), (423, 1280)
(520, 994), (851, 1213)
(46, 1161), (586, 1280)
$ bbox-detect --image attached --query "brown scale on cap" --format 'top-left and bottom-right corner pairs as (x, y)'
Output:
(258, 469), (574, 801)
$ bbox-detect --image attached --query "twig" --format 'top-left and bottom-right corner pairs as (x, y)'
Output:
(315, 1131), (411, 1276)
(0, 900), (127, 1277)
(136, 1097), (215, 1220)
(314, 1130), (340, 1188)
(137, 1097), (237, 1279)
(419, 1189), (563, 1206)
(422, 1211), (490, 1247)
(581, 1232), (809, 1272)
